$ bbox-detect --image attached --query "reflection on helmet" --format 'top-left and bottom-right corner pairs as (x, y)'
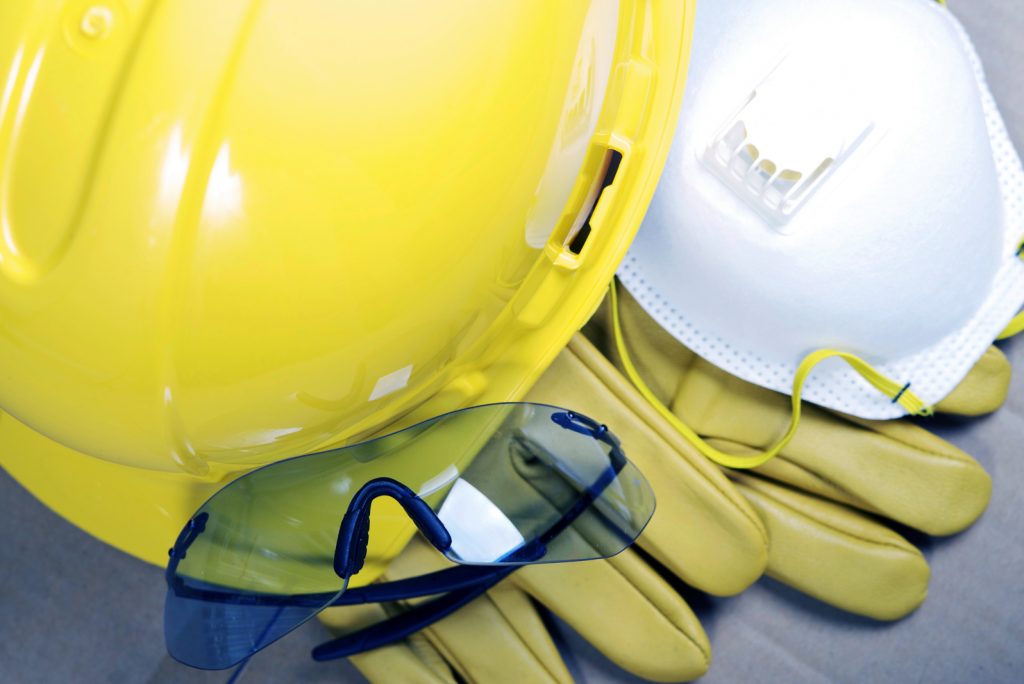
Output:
(0, 0), (695, 567)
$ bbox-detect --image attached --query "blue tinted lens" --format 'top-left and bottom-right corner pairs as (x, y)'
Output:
(164, 575), (344, 670)
(432, 406), (654, 565)
(165, 403), (653, 669)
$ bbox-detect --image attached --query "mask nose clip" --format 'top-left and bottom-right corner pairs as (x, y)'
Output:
(333, 478), (453, 579)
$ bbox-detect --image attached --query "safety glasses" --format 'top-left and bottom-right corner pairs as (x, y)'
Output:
(164, 403), (654, 670)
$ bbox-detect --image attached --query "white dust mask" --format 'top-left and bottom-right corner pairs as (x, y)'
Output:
(619, 0), (1024, 420)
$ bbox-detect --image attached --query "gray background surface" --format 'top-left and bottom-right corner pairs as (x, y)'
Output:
(1, 1), (1021, 682)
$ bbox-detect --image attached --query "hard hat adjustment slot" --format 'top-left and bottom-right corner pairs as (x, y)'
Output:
(565, 148), (623, 256)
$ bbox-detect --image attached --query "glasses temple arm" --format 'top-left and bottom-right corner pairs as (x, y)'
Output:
(531, 429), (630, 550)
(331, 562), (509, 605)
(311, 565), (516, 662)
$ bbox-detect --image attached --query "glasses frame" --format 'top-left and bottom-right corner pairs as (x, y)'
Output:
(165, 408), (634, 665)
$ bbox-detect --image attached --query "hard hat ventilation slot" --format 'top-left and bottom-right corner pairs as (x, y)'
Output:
(566, 149), (623, 255)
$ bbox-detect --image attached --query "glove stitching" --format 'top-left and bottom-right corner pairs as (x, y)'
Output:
(844, 415), (974, 466)
(431, 588), (570, 683)
(422, 628), (472, 683)
(603, 557), (712, 670)
(718, 423), (976, 516)
(743, 478), (921, 555)
(868, 430), (973, 467)
(513, 492), (712, 669)
(755, 454), (878, 515)
(493, 593), (574, 684)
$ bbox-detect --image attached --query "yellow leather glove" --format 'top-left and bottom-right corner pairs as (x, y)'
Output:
(321, 334), (771, 683)
(586, 286), (1001, 620)
(321, 289), (1003, 682)
(320, 535), (573, 684)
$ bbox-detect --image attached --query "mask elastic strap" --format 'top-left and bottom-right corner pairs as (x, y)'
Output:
(609, 281), (933, 470)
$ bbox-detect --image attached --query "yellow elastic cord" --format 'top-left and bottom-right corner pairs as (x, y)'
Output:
(609, 281), (934, 470)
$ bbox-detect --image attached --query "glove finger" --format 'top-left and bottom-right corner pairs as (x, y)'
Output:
(526, 335), (768, 596)
(420, 581), (572, 684)
(934, 344), (1011, 416)
(728, 410), (990, 536)
(513, 547), (711, 683)
(389, 536), (573, 684)
(599, 285), (996, 533)
(786, 415), (990, 536)
(319, 603), (456, 684)
(677, 359), (992, 536)
(729, 471), (930, 621)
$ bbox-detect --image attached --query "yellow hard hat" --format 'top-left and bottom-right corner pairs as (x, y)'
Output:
(0, 0), (695, 569)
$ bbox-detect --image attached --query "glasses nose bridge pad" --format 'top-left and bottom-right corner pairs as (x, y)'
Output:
(333, 478), (454, 580)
